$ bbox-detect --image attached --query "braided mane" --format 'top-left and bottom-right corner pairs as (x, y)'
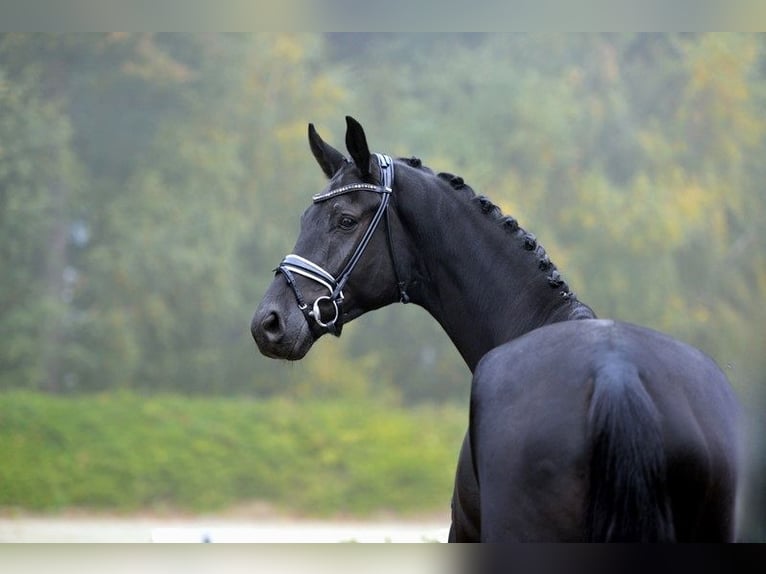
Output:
(398, 158), (575, 301)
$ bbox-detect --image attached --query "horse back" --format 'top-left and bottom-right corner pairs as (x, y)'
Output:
(469, 319), (740, 542)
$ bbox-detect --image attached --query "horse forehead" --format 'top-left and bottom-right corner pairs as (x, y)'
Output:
(297, 194), (358, 231)
(329, 162), (366, 187)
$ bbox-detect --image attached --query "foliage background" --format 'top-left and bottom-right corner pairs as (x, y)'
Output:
(0, 33), (763, 538)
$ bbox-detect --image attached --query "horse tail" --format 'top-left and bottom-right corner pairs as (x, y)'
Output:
(586, 358), (675, 542)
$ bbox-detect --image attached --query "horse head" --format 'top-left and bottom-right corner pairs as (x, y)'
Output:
(251, 117), (406, 360)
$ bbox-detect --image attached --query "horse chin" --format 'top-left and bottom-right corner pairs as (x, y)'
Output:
(284, 325), (315, 361)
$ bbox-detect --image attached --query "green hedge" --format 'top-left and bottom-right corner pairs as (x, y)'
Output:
(0, 391), (466, 516)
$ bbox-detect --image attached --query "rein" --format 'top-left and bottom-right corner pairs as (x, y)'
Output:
(276, 153), (408, 337)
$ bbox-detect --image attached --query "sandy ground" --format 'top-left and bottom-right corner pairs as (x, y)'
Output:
(0, 511), (456, 574)
(0, 508), (450, 543)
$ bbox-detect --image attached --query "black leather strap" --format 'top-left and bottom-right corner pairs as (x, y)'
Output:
(277, 153), (407, 336)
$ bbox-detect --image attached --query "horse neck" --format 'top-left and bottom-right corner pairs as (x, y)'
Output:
(396, 168), (595, 372)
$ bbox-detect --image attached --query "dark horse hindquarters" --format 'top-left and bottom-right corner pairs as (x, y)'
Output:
(468, 319), (740, 542)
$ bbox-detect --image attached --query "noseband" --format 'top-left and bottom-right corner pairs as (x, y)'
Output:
(276, 153), (408, 337)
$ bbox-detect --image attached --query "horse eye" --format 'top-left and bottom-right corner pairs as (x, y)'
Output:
(338, 215), (357, 230)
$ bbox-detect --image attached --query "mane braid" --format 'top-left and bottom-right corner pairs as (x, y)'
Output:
(434, 170), (577, 301)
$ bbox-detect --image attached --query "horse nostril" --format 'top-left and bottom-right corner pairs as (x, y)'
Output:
(259, 311), (284, 343)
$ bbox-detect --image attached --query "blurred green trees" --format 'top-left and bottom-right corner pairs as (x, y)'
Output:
(0, 33), (764, 407)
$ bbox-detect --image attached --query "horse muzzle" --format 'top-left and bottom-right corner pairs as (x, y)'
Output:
(251, 297), (315, 361)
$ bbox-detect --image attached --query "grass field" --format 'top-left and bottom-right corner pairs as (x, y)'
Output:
(0, 391), (466, 517)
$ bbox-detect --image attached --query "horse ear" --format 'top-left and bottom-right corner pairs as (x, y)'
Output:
(345, 116), (371, 178)
(308, 123), (347, 179)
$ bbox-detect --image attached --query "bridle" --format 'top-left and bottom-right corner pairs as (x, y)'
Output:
(275, 153), (408, 337)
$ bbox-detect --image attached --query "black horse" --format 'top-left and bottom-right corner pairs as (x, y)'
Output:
(251, 116), (741, 542)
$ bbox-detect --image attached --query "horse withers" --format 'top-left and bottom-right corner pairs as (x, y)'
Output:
(251, 116), (741, 542)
